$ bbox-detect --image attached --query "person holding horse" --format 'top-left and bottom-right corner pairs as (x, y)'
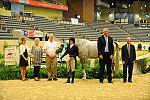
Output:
(60, 37), (79, 83)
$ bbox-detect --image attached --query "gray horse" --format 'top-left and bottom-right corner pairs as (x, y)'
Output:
(75, 38), (119, 79)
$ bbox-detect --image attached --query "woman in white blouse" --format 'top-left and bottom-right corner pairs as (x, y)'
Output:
(20, 38), (28, 81)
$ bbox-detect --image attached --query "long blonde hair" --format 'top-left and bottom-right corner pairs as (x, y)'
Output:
(21, 37), (26, 44)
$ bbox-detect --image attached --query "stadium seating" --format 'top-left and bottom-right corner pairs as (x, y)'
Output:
(88, 21), (138, 42)
(60, 23), (101, 41)
(31, 16), (76, 40)
(0, 14), (149, 42)
(118, 24), (150, 42)
(0, 30), (17, 40)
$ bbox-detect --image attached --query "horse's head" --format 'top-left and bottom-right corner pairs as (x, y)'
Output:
(55, 44), (64, 54)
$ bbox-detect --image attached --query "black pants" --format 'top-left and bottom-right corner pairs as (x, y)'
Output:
(99, 52), (112, 82)
(34, 66), (40, 77)
(66, 68), (75, 82)
(123, 60), (133, 81)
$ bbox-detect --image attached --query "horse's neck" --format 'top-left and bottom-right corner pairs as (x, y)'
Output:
(76, 39), (89, 46)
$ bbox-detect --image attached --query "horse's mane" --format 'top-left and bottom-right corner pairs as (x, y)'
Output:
(75, 38), (90, 46)
(76, 38), (90, 42)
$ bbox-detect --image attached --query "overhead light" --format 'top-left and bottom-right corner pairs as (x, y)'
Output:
(145, 5), (146, 7)
(129, 4), (130, 7)
(111, 3), (114, 6)
(122, 4), (127, 8)
(140, 7), (143, 9)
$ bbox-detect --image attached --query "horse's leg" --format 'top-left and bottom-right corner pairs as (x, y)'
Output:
(81, 58), (86, 79)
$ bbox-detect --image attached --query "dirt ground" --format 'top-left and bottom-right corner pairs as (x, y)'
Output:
(0, 73), (150, 100)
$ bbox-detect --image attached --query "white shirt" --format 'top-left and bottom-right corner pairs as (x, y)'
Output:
(20, 44), (28, 55)
(104, 36), (109, 52)
(70, 44), (74, 48)
(127, 44), (130, 57)
(44, 40), (58, 55)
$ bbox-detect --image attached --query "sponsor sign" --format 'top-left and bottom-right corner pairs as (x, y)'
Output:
(9, 0), (68, 11)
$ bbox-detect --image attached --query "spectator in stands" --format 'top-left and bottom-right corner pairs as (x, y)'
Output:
(121, 36), (136, 83)
(97, 28), (114, 83)
(45, 34), (48, 41)
(11, 12), (16, 18)
(134, 22), (139, 27)
(44, 34), (58, 81)
(60, 37), (79, 83)
(20, 12), (24, 17)
(19, 12), (25, 23)
(31, 38), (43, 81)
(20, 38), (28, 81)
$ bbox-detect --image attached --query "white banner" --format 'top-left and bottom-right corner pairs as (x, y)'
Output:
(71, 18), (79, 25)
(5, 48), (16, 65)
(34, 31), (43, 37)
(5, 46), (19, 65)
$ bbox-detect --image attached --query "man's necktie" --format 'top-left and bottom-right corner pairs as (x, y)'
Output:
(105, 36), (109, 52)
(128, 44), (130, 58)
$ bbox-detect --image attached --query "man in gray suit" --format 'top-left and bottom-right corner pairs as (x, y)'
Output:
(122, 36), (136, 83)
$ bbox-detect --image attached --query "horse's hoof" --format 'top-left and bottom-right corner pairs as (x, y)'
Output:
(82, 77), (86, 80)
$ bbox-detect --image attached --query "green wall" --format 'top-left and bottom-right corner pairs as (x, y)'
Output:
(24, 5), (63, 20)
(58, 0), (66, 5)
(0, 8), (11, 16)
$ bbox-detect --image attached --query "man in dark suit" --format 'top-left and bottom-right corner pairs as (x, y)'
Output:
(122, 36), (136, 83)
(60, 37), (79, 83)
(97, 28), (114, 83)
